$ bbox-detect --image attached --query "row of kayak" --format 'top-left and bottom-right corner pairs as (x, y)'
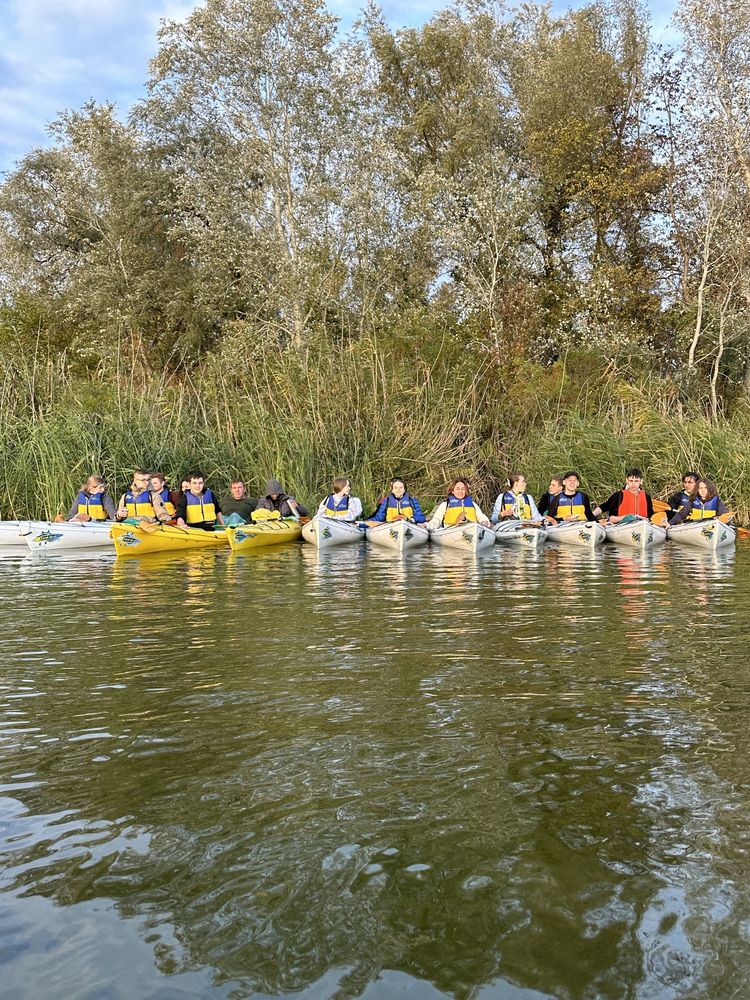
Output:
(0, 513), (737, 554)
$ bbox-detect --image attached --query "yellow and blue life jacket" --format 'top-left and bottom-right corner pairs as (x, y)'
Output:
(185, 488), (217, 524)
(125, 489), (155, 518)
(555, 491), (587, 520)
(324, 495), (351, 517)
(500, 491), (532, 520)
(75, 490), (108, 521)
(385, 495), (415, 521)
(688, 496), (720, 520)
(155, 487), (176, 517)
(443, 496), (477, 526)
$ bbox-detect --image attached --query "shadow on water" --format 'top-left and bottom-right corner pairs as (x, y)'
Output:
(2, 542), (750, 998)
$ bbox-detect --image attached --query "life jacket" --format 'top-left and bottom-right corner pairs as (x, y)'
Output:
(555, 491), (587, 520)
(617, 489), (648, 518)
(155, 487), (176, 517)
(75, 490), (108, 521)
(673, 490), (692, 510)
(384, 494), (416, 521)
(125, 489), (155, 518)
(443, 496), (477, 526)
(185, 488), (217, 524)
(324, 495), (351, 517)
(499, 491), (532, 520)
(688, 496), (720, 520)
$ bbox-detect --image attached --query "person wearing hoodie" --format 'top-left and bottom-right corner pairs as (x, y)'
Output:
(255, 479), (309, 518)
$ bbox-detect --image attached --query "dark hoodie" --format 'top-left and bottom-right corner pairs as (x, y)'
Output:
(255, 479), (309, 518)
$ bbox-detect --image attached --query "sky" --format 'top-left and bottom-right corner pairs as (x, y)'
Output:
(0, 0), (677, 175)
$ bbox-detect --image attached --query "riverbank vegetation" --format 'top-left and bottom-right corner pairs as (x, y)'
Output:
(1, 0), (749, 518)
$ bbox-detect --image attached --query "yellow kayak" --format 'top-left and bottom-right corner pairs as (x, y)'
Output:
(111, 522), (229, 556)
(226, 518), (302, 551)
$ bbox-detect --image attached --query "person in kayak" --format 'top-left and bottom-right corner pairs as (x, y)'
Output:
(425, 478), (491, 528)
(146, 473), (177, 523)
(175, 471), (224, 530)
(256, 479), (308, 518)
(316, 478), (363, 521)
(116, 469), (154, 521)
(598, 468), (655, 523)
(490, 473), (544, 523)
(366, 478), (426, 524)
(220, 479), (259, 524)
(665, 471), (699, 515)
(668, 478), (730, 525)
(537, 475), (563, 517)
(546, 471), (600, 522)
(67, 475), (116, 521)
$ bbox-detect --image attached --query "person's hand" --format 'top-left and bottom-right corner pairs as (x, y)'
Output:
(78, 513), (91, 522)
(480, 519), (491, 527)
(287, 498), (299, 511)
(117, 506), (128, 519)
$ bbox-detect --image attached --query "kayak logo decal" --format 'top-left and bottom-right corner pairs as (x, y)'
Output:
(701, 525), (714, 539)
(389, 528), (399, 541)
(322, 526), (332, 539)
(33, 530), (63, 544)
(404, 527), (413, 539)
(521, 531), (535, 543)
(578, 529), (591, 542)
(235, 529), (257, 543)
(120, 531), (141, 547)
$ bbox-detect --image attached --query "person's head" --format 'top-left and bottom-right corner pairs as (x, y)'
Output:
(186, 470), (205, 494)
(149, 472), (166, 492)
(390, 477), (406, 499)
(682, 471), (699, 492)
(132, 469), (150, 492)
(181, 479), (190, 492)
(624, 468), (643, 492)
(508, 473), (526, 493)
(562, 471), (580, 493)
(548, 475), (563, 495)
(332, 477), (350, 496)
(84, 474), (105, 493)
(448, 478), (471, 500)
(696, 477), (717, 501)
(264, 478), (284, 499)
(230, 479), (246, 499)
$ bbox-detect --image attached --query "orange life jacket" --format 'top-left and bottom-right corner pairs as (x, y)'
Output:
(617, 489), (648, 518)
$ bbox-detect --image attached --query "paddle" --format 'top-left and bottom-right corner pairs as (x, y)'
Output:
(653, 499), (671, 513)
(718, 512), (750, 537)
(650, 512), (668, 526)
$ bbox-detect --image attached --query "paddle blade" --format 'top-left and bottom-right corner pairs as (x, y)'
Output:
(652, 499), (671, 513)
(718, 512), (736, 523)
(650, 512), (668, 526)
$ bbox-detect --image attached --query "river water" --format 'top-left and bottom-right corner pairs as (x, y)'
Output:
(1, 539), (749, 999)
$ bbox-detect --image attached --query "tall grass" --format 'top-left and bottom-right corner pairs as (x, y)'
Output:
(1, 340), (748, 522)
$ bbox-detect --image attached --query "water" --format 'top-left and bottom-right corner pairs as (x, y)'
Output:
(1, 540), (750, 999)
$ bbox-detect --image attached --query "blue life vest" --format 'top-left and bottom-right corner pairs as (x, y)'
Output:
(555, 491), (587, 519)
(444, 496), (477, 526)
(75, 490), (108, 520)
(324, 495), (351, 517)
(688, 496), (719, 520)
(185, 488), (217, 524)
(125, 489), (154, 518)
(384, 494), (417, 521)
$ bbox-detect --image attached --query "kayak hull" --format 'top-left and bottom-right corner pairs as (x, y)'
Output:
(604, 517), (667, 548)
(493, 521), (548, 548)
(25, 521), (114, 551)
(366, 520), (429, 553)
(226, 519), (302, 551)
(429, 521), (495, 553)
(668, 519), (736, 550)
(111, 523), (227, 555)
(0, 520), (34, 546)
(546, 520), (605, 548)
(302, 516), (365, 548)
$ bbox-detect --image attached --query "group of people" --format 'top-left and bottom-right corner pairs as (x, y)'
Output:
(66, 467), (731, 531)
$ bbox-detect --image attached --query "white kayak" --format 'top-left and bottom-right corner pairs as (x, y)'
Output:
(546, 520), (605, 548)
(366, 520), (429, 553)
(24, 520), (114, 551)
(604, 516), (667, 549)
(493, 521), (548, 548)
(301, 516), (365, 549)
(429, 521), (495, 553)
(0, 520), (34, 546)
(667, 519), (736, 550)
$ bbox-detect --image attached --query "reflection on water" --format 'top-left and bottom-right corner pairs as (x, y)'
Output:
(2, 543), (750, 999)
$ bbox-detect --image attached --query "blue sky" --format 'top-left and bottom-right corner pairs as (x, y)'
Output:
(0, 0), (677, 175)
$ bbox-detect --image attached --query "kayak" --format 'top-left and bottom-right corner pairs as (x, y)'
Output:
(366, 520), (429, 553)
(493, 521), (548, 548)
(24, 520), (114, 551)
(0, 520), (34, 546)
(546, 520), (605, 548)
(667, 519), (736, 550)
(429, 521), (495, 553)
(111, 522), (228, 556)
(302, 516), (365, 549)
(226, 518), (302, 551)
(604, 516), (667, 549)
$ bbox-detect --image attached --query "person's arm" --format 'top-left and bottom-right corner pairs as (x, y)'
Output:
(116, 493), (129, 521)
(368, 499), (388, 523)
(473, 502), (491, 526)
(410, 497), (426, 524)
(425, 501), (446, 530)
(490, 494), (502, 524)
(294, 501), (309, 517)
(103, 495), (117, 519)
(255, 498), (272, 511)
(666, 492), (681, 512)
(66, 497), (80, 520)
(716, 498), (730, 517)
(669, 503), (690, 525)
(346, 497), (363, 521)
(175, 495), (188, 528)
(645, 493), (654, 518)
(583, 494), (597, 520)
(528, 495), (542, 521)
(151, 492), (172, 524)
(537, 493), (549, 516)
(598, 492), (618, 517)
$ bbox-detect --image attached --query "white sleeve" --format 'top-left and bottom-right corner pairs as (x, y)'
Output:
(347, 497), (363, 521)
(528, 495), (542, 520)
(425, 501), (446, 529)
(473, 502), (489, 523)
(316, 499), (329, 517)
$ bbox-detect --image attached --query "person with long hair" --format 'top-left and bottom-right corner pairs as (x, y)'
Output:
(367, 477), (426, 524)
(665, 471), (700, 516)
(491, 473), (544, 523)
(425, 478), (490, 529)
(669, 478), (730, 525)
(316, 478), (363, 521)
